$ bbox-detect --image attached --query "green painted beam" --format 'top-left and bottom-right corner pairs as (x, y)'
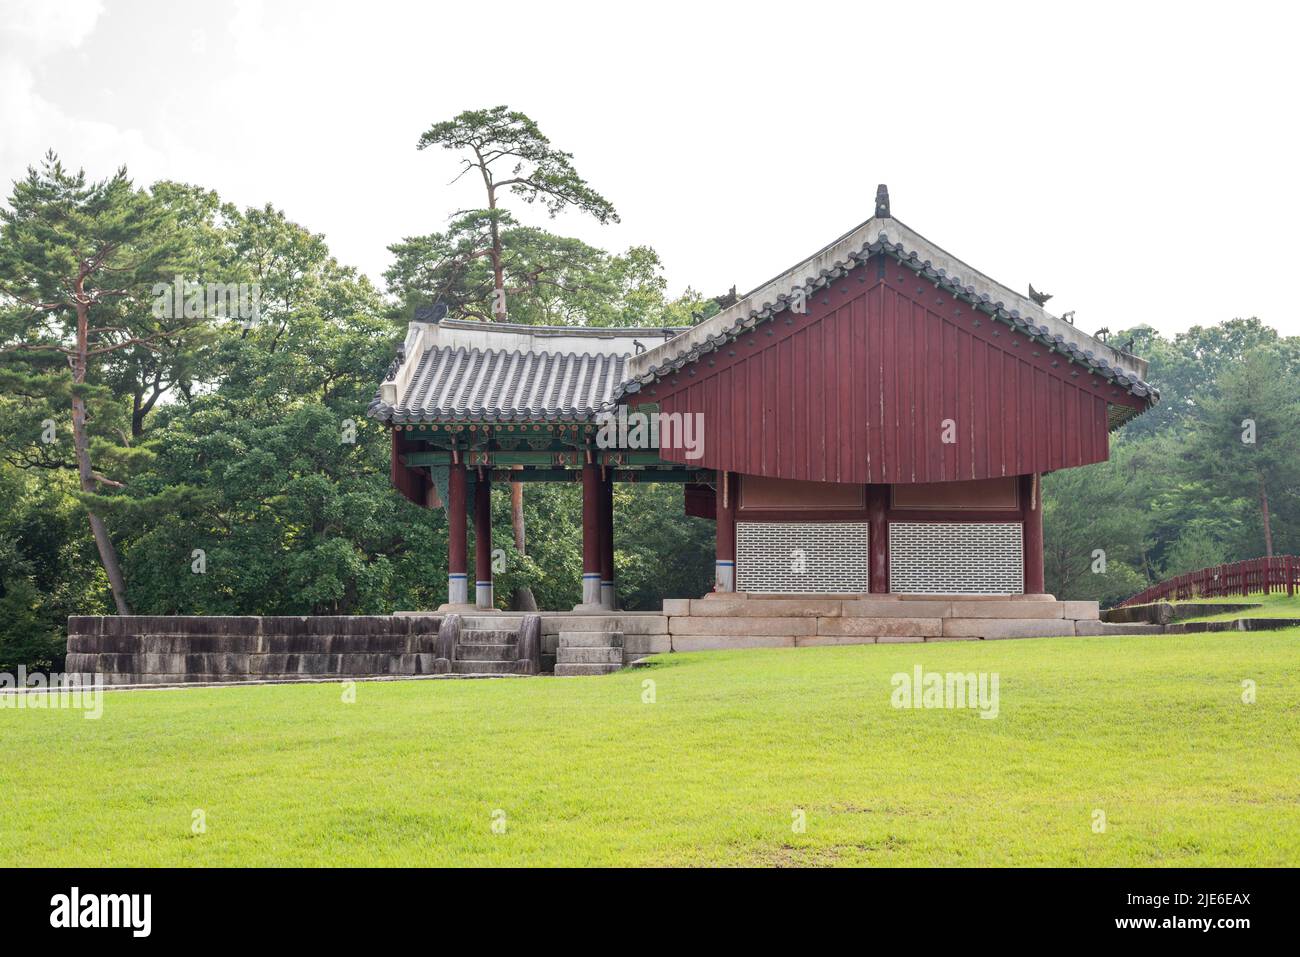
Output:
(479, 468), (708, 484)
(596, 451), (674, 466)
(403, 451), (453, 466)
(406, 449), (681, 468)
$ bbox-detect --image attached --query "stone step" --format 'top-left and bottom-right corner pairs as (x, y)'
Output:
(451, 660), (518, 675)
(461, 629), (518, 644)
(671, 597), (1099, 621)
(554, 662), (622, 676)
(558, 631), (623, 649)
(1074, 620), (1166, 635)
(556, 646), (624, 665)
(456, 643), (517, 661)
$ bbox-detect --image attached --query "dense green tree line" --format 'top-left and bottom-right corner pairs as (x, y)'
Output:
(0, 139), (715, 670)
(2, 118), (1297, 669)
(1044, 318), (1300, 605)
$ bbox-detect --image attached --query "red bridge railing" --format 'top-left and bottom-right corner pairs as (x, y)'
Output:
(1119, 556), (1298, 607)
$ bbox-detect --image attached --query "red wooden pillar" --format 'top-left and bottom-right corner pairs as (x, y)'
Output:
(715, 470), (736, 592)
(474, 472), (493, 609)
(578, 462), (602, 607)
(599, 474), (615, 609)
(867, 483), (890, 593)
(1021, 472), (1045, 595)
(447, 463), (468, 605)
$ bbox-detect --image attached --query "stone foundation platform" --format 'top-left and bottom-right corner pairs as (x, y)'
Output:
(66, 595), (1153, 684)
(656, 592), (1115, 649)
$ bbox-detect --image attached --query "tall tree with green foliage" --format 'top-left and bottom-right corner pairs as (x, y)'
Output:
(117, 203), (434, 615)
(416, 106), (619, 321)
(413, 106), (621, 607)
(1179, 348), (1300, 558)
(1043, 441), (1154, 605)
(0, 154), (196, 614)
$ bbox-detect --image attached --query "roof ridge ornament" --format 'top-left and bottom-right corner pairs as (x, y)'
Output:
(875, 184), (890, 219)
(414, 301), (448, 323)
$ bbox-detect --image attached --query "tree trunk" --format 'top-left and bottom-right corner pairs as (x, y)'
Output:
(509, 473), (536, 610)
(487, 184), (507, 320)
(510, 478), (525, 552)
(1259, 475), (1274, 558)
(481, 178), (530, 604)
(73, 296), (132, 616)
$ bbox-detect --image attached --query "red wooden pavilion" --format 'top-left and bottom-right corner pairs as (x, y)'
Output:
(369, 188), (1157, 610)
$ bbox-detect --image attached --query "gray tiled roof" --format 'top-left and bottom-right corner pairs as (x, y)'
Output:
(367, 320), (685, 423)
(382, 345), (625, 423)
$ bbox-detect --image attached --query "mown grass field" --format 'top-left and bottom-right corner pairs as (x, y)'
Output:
(3, 631), (1298, 866)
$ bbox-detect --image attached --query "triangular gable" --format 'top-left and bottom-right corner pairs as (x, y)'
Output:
(618, 206), (1156, 417)
(629, 213), (1154, 484)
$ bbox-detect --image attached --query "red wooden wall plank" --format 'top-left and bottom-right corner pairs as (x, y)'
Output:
(640, 255), (1142, 482)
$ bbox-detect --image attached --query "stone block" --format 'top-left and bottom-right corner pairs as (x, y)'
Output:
(947, 601), (1064, 619)
(623, 634), (671, 656)
(1062, 601), (1100, 620)
(89, 653), (137, 674)
(554, 662), (622, 676)
(558, 647), (624, 664)
(407, 633), (440, 654)
(66, 616), (103, 636)
(141, 633), (261, 655)
(817, 617), (942, 638)
(942, 618), (1076, 639)
(1074, 620), (1164, 636)
(539, 616), (667, 635)
(140, 653), (186, 674)
(876, 635), (926, 644)
(558, 632), (623, 648)
(661, 599), (692, 616)
(263, 635), (334, 655)
(292, 654), (341, 674)
(66, 633), (140, 655)
(840, 599), (951, 618)
(669, 616), (816, 637)
(62, 653), (98, 674)
(688, 598), (840, 618)
(795, 635), (876, 647)
(671, 634), (796, 651)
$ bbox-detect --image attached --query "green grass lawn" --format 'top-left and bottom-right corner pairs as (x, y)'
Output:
(3, 632), (1298, 866)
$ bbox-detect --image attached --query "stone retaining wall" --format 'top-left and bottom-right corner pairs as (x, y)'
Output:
(66, 615), (446, 684)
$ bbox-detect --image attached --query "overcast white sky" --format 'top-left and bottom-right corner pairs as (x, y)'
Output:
(2, 0), (1297, 337)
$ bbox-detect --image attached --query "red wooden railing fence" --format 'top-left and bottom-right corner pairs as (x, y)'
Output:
(1119, 556), (1298, 606)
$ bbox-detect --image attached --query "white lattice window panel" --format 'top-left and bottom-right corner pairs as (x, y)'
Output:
(736, 522), (868, 594)
(888, 522), (1023, 594)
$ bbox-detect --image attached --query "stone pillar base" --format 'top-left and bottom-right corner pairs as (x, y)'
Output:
(475, 582), (494, 609)
(715, 560), (735, 592)
(581, 573), (601, 606)
(448, 574), (468, 605)
(600, 581), (616, 610)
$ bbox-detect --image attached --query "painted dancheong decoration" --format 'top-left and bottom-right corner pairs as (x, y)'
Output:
(368, 187), (1158, 606)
